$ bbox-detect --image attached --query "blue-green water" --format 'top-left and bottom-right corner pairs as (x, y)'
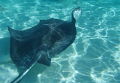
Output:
(0, 0), (120, 83)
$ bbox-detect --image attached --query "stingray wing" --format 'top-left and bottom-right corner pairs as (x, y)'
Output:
(8, 23), (51, 68)
(8, 18), (61, 68)
(8, 26), (36, 68)
(8, 26), (27, 41)
(8, 18), (74, 68)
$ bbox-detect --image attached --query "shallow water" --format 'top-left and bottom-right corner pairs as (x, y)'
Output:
(0, 0), (120, 83)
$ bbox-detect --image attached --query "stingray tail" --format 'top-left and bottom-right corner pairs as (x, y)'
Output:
(11, 51), (42, 83)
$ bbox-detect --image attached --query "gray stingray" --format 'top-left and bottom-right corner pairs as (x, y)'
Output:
(8, 7), (81, 83)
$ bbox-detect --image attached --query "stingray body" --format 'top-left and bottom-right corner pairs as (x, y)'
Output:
(9, 7), (81, 83)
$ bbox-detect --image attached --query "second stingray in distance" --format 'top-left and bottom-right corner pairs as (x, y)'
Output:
(8, 7), (82, 83)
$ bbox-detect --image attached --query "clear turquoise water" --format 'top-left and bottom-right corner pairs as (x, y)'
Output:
(0, 0), (120, 83)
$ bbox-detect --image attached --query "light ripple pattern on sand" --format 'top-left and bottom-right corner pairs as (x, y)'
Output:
(0, 0), (120, 83)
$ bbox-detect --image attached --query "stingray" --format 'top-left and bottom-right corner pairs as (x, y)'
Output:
(8, 7), (81, 83)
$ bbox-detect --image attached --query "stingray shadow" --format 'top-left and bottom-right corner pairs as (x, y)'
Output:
(0, 37), (10, 64)
(0, 37), (10, 56)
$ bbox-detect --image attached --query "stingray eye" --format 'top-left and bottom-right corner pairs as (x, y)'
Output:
(73, 7), (82, 21)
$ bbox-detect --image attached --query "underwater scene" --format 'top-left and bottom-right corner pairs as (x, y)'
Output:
(0, 0), (120, 83)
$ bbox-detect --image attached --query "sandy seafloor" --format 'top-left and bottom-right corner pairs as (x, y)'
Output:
(0, 0), (120, 83)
